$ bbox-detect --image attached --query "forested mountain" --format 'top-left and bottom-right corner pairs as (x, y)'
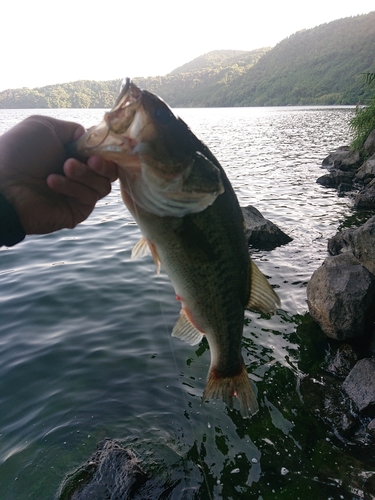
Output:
(1, 12), (374, 109)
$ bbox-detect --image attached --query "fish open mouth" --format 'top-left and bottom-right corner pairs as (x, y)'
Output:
(82, 78), (143, 151)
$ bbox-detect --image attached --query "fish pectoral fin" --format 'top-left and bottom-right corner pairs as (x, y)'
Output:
(131, 237), (161, 274)
(171, 309), (204, 346)
(131, 237), (151, 259)
(247, 260), (281, 314)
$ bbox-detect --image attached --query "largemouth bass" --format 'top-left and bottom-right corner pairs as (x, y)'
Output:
(71, 79), (280, 417)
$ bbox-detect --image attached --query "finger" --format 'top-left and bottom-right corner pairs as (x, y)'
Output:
(47, 174), (102, 207)
(23, 115), (85, 145)
(47, 117), (85, 144)
(63, 159), (112, 200)
(87, 156), (119, 182)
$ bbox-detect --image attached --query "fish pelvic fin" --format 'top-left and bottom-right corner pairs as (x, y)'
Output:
(203, 361), (259, 418)
(131, 237), (161, 275)
(131, 237), (151, 259)
(247, 260), (281, 315)
(172, 309), (204, 346)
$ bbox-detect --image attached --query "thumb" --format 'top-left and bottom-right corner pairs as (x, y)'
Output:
(38, 116), (86, 145)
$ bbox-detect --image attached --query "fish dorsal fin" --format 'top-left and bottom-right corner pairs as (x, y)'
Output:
(172, 309), (204, 346)
(247, 260), (280, 314)
(131, 237), (161, 275)
(131, 237), (151, 259)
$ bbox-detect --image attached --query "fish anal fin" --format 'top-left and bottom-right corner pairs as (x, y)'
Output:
(247, 260), (281, 315)
(172, 309), (204, 346)
(203, 360), (259, 418)
(131, 237), (161, 275)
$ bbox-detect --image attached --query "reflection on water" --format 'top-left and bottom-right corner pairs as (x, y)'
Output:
(1, 106), (369, 499)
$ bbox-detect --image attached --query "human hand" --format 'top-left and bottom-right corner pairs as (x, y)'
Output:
(0, 115), (118, 235)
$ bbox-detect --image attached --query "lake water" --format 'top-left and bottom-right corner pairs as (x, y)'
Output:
(0, 106), (367, 499)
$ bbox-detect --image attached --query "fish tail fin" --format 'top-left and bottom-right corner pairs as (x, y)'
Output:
(202, 361), (259, 418)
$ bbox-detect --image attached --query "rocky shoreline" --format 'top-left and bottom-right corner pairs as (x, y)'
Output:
(307, 127), (375, 444)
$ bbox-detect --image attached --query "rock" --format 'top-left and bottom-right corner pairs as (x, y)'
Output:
(327, 216), (375, 275)
(241, 205), (293, 250)
(322, 146), (360, 171)
(354, 154), (375, 184)
(316, 170), (355, 188)
(343, 359), (375, 413)
(325, 344), (358, 378)
(306, 252), (375, 340)
(300, 374), (358, 438)
(337, 182), (355, 195)
(319, 146), (360, 192)
(364, 129), (375, 157)
(354, 181), (375, 209)
(340, 149), (361, 171)
(58, 439), (155, 500)
(367, 419), (375, 438)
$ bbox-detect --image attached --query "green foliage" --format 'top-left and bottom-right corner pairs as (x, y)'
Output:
(0, 12), (375, 109)
(0, 80), (122, 109)
(349, 72), (375, 153)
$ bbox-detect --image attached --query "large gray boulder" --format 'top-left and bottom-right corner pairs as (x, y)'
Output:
(343, 358), (375, 412)
(241, 205), (292, 250)
(306, 252), (375, 340)
(327, 216), (375, 275)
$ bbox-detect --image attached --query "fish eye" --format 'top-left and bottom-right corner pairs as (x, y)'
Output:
(155, 107), (173, 125)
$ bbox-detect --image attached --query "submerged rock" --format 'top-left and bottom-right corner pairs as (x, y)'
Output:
(300, 374), (358, 438)
(306, 252), (375, 340)
(241, 205), (293, 250)
(58, 439), (170, 500)
(325, 344), (358, 379)
(343, 359), (375, 413)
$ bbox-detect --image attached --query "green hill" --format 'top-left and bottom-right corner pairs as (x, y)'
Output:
(231, 12), (375, 106)
(0, 11), (374, 109)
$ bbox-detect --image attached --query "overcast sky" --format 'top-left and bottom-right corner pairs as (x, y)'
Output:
(1, 1), (374, 91)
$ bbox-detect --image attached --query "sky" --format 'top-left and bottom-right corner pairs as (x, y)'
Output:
(1, 1), (374, 92)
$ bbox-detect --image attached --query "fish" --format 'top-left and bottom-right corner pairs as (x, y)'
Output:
(70, 79), (280, 417)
